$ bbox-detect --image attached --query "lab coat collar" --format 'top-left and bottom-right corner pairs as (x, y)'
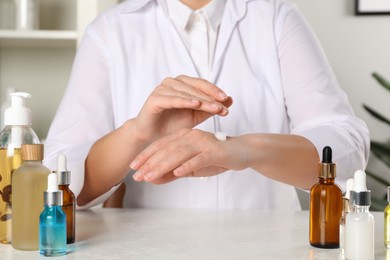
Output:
(119, 0), (152, 13)
(119, 0), (254, 17)
(118, 0), (256, 81)
(165, 0), (226, 32)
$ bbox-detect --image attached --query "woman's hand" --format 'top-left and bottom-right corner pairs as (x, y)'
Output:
(130, 129), (248, 184)
(134, 75), (233, 144)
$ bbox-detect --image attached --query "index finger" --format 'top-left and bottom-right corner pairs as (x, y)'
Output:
(176, 75), (228, 102)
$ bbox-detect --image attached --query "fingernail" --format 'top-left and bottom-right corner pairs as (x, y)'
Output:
(221, 107), (229, 115)
(173, 168), (183, 177)
(130, 159), (139, 169)
(133, 171), (141, 181)
(211, 103), (222, 110)
(218, 92), (227, 100)
(144, 172), (154, 181)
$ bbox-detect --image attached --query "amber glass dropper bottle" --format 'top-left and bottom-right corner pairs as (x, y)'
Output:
(309, 146), (343, 248)
(53, 154), (75, 244)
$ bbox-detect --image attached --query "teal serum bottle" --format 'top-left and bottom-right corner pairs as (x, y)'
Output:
(39, 173), (67, 256)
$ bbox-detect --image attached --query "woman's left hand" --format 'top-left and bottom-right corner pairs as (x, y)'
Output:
(130, 129), (248, 184)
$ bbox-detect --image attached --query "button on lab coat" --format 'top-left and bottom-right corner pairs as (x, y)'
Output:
(44, 0), (369, 210)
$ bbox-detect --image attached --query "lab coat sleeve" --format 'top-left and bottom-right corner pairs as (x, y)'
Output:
(44, 15), (120, 209)
(275, 3), (370, 191)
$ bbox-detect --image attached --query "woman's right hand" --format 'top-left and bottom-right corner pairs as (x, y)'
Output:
(134, 75), (233, 144)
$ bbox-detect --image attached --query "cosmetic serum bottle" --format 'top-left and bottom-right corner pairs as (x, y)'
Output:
(53, 154), (75, 244)
(309, 146), (343, 248)
(345, 170), (374, 260)
(340, 178), (354, 256)
(39, 173), (67, 256)
(385, 186), (390, 248)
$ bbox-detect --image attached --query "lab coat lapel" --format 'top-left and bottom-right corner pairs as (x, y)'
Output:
(157, 1), (200, 78)
(209, 0), (250, 83)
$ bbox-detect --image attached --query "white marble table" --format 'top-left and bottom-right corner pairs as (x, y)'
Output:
(0, 209), (387, 259)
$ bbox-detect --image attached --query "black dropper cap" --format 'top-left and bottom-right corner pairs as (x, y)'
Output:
(318, 146), (336, 179)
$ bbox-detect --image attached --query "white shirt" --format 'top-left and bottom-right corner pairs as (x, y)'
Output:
(44, 0), (370, 210)
(166, 0), (225, 78)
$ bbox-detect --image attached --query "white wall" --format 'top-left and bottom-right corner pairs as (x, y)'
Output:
(293, 0), (390, 206)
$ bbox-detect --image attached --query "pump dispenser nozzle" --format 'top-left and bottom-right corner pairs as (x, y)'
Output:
(4, 92), (32, 126)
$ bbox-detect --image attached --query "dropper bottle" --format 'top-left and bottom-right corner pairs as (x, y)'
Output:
(345, 170), (375, 260)
(309, 146), (343, 248)
(39, 173), (67, 256)
(385, 186), (390, 248)
(339, 178), (354, 256)
(53, 154), (75, 244)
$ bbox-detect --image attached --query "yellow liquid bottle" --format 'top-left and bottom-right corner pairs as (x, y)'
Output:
(12, 144), (50, 250)
(0, 147), (22, 243)
(0, 92), (39, 244)
(385, 186), (390, 248)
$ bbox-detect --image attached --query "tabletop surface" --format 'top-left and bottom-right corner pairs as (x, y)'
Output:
(0, 208), (388, 259)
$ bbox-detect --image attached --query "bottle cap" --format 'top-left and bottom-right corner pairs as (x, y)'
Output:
(343, 198), (350, 213)
(53, 154), (71, 185)
(344, 178), (354, 200)
(350, 170), (371, 206)
(4, 92), (32, 126)
(387, 186), (390, 204)
(342, 178), (354, 212)
(318, 146), (336, 179)
(21, 144), (43, 161)
(44, 173), (63, 206)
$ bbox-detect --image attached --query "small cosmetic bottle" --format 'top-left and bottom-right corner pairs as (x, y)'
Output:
(339, 178), (354, 256)
(39, 173), (67, 256)
(345, 170), (374, 260)
(309, 146), (343, 248)
(53, 154), (75, 244)
(385, 186), (390, 248)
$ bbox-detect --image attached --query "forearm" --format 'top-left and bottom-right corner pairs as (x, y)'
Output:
(78, 119), (144, 205)
(242, 133), (319, 190)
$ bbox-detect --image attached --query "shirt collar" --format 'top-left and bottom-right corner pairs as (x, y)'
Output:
(166, 0), (226, 32)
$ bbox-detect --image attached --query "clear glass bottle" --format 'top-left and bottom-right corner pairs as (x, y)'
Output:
(0, 92), (39, 244)
(39, 173), (66, 256)
(309, 146), (343, 248)
(12, 144), (50, 250)
(340, 178), (354, 256)
(385, 186), (390, 248)
(53, 154), (75, 244)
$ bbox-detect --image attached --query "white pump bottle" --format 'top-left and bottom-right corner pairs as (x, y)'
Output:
(345, 170), (375, 260)
(0, 92), (39, 244)
(0, 92), (40, 150)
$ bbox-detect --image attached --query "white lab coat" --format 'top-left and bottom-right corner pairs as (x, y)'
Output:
(44, 0), (369, 210)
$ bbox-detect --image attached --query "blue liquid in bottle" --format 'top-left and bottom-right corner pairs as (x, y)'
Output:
(39, 173), (67, 256)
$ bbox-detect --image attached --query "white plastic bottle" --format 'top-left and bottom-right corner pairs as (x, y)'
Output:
(0, 92), (40, 244)
(345, 170), (375, 260)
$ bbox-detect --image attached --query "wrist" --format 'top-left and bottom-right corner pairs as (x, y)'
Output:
(121, 119), (149, 151)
